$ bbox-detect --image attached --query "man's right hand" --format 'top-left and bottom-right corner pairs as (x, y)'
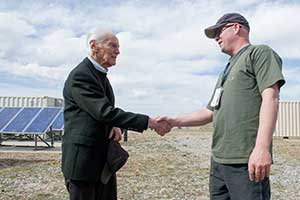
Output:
(156, 116), (177, 128)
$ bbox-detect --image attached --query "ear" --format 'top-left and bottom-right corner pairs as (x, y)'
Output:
(235, 24), (242, 34)
(89, 40), (97, 51)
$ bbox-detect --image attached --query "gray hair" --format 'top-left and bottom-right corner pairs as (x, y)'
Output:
(86, 28), (114, 55)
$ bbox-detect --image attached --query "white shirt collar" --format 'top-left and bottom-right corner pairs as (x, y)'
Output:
(87, 55), (108, 74)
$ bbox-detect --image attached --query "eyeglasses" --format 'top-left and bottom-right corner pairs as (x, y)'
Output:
(215, 24), (235, 38)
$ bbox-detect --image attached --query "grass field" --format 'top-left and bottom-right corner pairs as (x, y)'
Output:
(0, 128), (299, 200)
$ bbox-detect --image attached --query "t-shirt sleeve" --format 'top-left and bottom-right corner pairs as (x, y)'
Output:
(251, 45), (285, 93)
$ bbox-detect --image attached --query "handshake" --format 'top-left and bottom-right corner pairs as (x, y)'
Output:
(109, 116), (176, 142)
(148, 116), (176, 136)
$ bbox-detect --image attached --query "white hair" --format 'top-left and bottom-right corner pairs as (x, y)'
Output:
(86, 28), (114, 55)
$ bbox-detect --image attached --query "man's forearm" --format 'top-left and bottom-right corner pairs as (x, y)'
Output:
(255, 85), (280, 149)
(173, 108), (213, 127)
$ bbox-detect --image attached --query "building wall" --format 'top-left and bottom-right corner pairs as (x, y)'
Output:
(0, 96), (63, 107)
(274, 102), (300, 138)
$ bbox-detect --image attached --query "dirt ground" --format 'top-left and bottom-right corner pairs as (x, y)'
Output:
(0, 129), (299, 200)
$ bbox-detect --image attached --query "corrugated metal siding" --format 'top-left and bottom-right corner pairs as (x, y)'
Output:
(0, 96), (63, 107)
(274, 102), (300, 138)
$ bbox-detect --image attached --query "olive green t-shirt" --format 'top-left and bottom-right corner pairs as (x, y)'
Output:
(207, 44), (285, 164)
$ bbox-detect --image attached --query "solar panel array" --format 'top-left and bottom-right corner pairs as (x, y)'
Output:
(52, 111), (64, 130)
(0, 107), (63, 134)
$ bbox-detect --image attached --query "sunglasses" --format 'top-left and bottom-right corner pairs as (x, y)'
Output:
(215, 24), (236, 38)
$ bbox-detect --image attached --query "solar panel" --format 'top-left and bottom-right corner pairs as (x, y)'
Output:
(0, 107), (22, 131)
(24, 107), (61, 134)
(52, 111), (64, 130)
(3, 107), (41, 133)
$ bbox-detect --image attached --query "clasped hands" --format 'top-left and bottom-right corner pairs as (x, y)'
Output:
(109, 116), (176, 141)
(148, 116), (175, 136)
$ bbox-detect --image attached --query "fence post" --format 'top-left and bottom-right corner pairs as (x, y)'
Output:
(123, 129), (128, 142)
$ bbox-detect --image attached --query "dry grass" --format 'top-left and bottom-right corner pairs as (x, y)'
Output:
(0, 128), (299, 200)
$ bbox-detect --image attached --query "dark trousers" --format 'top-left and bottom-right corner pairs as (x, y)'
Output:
(209, 159), (270, 200)
(65, 174), (117, 200)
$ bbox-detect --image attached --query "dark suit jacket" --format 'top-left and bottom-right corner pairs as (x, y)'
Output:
(62, 57), (149, 182)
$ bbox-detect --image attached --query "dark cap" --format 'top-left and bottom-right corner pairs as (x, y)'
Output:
(204, 13), (250, 39)
(101, 140), (129, 184)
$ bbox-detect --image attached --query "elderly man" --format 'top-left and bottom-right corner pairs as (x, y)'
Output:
(159, 13), (285, 199)
(62, 29), (170, 200)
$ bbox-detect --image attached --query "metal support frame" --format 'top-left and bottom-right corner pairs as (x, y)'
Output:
(33, 134), (53, 150)
(33, 130), (54, 150)
(123, 129), (128, 142)
(0, 132), (54, 150)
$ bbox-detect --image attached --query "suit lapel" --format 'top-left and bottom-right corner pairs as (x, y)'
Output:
(105, 78), (115, 106)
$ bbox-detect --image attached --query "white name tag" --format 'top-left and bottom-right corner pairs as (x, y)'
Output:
(210, 87), (224, 108)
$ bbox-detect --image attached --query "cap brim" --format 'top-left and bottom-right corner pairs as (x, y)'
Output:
(204, 24), (224, 39)
(101, 163), (112, 184)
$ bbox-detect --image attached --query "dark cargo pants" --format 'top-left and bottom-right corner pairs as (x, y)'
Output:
(209, 159), (270, 200)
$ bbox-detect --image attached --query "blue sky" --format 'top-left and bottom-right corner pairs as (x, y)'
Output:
(0, 0), (299, 116)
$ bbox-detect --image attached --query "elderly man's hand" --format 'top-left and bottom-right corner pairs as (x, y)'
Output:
(109, 127), (122, 142)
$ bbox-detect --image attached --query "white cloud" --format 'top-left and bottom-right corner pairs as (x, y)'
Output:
(0, 59), (69, 84)
(251, 3), (300, 58)
(0, 12), (36, 57)
(0, 12), (35, 36)
(35, 29), (86, 66)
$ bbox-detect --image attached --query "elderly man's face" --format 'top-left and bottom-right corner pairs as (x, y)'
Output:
(96, 35), (120, 68)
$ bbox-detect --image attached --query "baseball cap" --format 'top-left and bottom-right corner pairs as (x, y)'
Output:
(204, 13), (250, 39)
(101, 140), (129, 184)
